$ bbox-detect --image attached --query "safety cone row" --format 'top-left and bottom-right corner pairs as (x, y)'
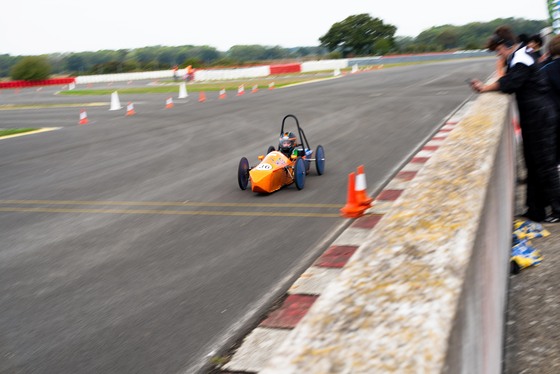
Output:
(340, 165), (374, 218)
(79, 110), (89, 125)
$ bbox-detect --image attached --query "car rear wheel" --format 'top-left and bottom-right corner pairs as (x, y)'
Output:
(315, 145), (325, 175)
(238, 157), (250, 190)
(294, 157), (306, 190)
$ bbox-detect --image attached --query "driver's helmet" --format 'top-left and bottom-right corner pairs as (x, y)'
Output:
(279, 132), (296, 155)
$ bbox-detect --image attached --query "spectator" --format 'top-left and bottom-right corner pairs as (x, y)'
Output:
(470, 26), (560, 223)
(517, 33), (529, 47)
(540, 35), (560, 162)
(527, 34), (544, 61)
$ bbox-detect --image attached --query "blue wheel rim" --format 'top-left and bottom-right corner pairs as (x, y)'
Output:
(315, 145), (325, 175)
(295, 157), (305, 190)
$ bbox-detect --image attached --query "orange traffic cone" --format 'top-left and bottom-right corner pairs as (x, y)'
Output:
(78, 109), (89, 125)
(268, 82), (275, 90)
(251, 84), (259, 93)
(198, 91), (206, 102)
(355, 165), (373, 206)
(237, 84), (245, 96)
(165, 97), (174, 109)
(126, 102), (136, 116)
(219, 88), (226, 99)
(340, 172), (368, 218)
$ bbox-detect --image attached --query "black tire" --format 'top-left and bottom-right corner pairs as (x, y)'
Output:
(238, 157), (250, 190)
(315, 145), (325, 175)
(267, 145), (275, 154)
(294, 157), (306, 190)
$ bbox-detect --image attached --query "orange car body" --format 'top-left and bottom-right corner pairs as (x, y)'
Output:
(249, 151), (294, 193)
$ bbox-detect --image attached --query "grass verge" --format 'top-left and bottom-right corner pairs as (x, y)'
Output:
(58, 75), (338, 96)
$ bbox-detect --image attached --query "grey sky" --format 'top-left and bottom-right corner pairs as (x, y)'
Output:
(1, 0), (550, 55)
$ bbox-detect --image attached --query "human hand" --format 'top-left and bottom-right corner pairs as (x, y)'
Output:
(469, 79), (484, 93)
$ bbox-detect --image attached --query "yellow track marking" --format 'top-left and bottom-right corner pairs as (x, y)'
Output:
(0, 207), (340, 218)
(0, 199), (343, 209)
(0, 127), (61, 140)
(0, 102), (107, 111)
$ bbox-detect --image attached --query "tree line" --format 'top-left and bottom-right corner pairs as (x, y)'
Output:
(1, 16), (548, 80)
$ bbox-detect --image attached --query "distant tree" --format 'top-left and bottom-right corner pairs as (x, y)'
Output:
(158, 47), (179, 66)
(227, 45), (268, 62)
(416, 18), (548, 51)
(10, 56), (51, 80)
(296, 47), (311, 57)
(66, 54), (85, 73)
(373, 38), (393, 55)
(393, 36), (415, 53)
(189, 46), (221, 63)
(209, 57), (240, 67)
(436, 28), (459, 49)
(181, 57), (203, 69)
(134, 47), (159, 65)
(326, 51), (343, 59)
(0, 54), (19, 77)
(262, 46), (289, 60)
(319, 14), (396, 56)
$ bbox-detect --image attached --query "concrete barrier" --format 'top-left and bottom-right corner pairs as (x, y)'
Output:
(75, 70), (175, 84)
(260, 90), (514, 373)
(193, 65), (270, 81)
(301, 59), (348, 73)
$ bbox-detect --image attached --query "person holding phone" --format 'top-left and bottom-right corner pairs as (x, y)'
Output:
(470, 26), (560, 223)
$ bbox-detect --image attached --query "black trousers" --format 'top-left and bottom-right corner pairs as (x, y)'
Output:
(521, 109), (560, 218)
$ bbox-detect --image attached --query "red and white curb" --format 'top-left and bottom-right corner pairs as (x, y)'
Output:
(218, 102), (473, 373)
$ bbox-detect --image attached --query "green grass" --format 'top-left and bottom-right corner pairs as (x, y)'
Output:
(0, 128), (38, 137)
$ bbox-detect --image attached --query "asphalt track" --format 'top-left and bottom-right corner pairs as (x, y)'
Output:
(0, 58), (495, 374)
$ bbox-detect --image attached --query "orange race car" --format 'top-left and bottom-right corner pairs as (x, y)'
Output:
(237, 114), (325, 193)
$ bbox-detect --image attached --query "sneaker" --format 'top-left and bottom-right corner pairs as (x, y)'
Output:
(520, 211), (545, 222)
(544, 215), (560, 223)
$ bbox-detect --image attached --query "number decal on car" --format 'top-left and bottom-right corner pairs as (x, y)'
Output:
(255, 163), (273, 170)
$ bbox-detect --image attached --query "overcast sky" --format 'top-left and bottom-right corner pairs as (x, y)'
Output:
(1, 0), (550, 55)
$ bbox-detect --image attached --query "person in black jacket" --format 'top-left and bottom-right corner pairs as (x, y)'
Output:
(541, 35), (560, 163)
(470, 26), (560, 223)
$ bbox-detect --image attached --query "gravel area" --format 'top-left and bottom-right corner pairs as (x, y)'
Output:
(503, 148), (560, 373)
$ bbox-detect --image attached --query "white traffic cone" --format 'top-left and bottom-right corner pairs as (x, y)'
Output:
(110, 91), (122, 111)
(178, 82), (188, 99)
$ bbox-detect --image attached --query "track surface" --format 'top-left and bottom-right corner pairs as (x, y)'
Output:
(0, 58), (495, 373)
